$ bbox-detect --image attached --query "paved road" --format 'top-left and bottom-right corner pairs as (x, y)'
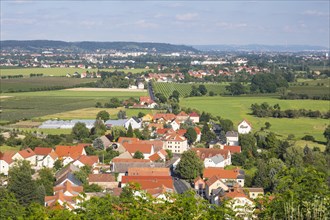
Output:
(173, 178), (190, 194)
(148, 81), (156, 101)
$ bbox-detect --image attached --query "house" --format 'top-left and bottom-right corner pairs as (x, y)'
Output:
(223, 145), (241, 154)
(104, 119), (128, 129)
(93, 135), (112, 150)
(162, 132), (188, 154)
(72, 155), (99, 168)
(244, 188), (264, 199)
(194, 127), (202, 142)
(226, 131), (239, 146)
(12, 148), (36, 166)
(138, 96), (158, 108)
(45, 191), (83, 211)
(55, 144), (87, 166)
(220, 186), (255, 219)
(127, 167), (170, 176)
(88, 174), (118, 189)
(205, 175), (229, 200)
(176, 111), (189, 122)
(121, 176), (174, 191)
(189, 112), (200, 123)
(194, 176), (206, 193)
(55, 172), (83, 186)
(34, 147), (58, 169)
(238, 119), (252, 134)
(170, 119), (181, 131)
(55, 164), (80, 182)
(0, 151), (15, 175)
(137, 82), (145, 89)
(203, 167), (245, 187)
(53, 181), (83, 196)
(110, 158), (165, 182)
(148, 149), (168, 162)
(142, 114), (153, 123)
(192, 148), (232, 168)
(153, 113), (176, 124)
(122, 142), (155, 159)
(124, 117), (142, 130)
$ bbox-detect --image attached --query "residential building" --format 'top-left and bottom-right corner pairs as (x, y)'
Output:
(55, 144), (87, 166)
(127, 167), (170, 176)
(226, 131), (239, 146)
(203, 167), (245, 187)
(124, 117), (142, 130)
(238, 119), (252, 134)
(0, 151), (15, 175)
(12, 148), (36, 166)
(189, 112), (200, 123)
(88, 174), (118, 189)
(192, 148), (231, 168)
(162, 132), (188, 154)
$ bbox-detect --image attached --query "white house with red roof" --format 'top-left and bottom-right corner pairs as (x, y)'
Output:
(72, 155), (99, 168)
(0, 151), (15, 175)
(162, 132), (188, 154)
(238, 119), (252, 134)
(189, 112), (200, 123)
(170, 119), (181, 131)
(55, 144), (87, 166)
(12, 148), (36, 166)
(122, 142), (155, 159)
(34, 147), (58, 169)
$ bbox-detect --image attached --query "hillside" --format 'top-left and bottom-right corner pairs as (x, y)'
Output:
(0, 40), (199, 53)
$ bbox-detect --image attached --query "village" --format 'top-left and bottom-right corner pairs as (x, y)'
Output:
(0, 95), (264, 218)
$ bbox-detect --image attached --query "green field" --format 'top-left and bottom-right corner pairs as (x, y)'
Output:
(181, 96), (329, 142)
(0, 67), (148, 77)
(153, 82), (229, 98)
(0, 90), (147, 123)
(0, 145), (20, 152)
(0, 77), (96, 93)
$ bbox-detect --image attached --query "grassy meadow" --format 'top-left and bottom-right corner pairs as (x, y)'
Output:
(0, 67), (148, 77)
(0, 90), (147, 123)
(181, 96), (329, 142)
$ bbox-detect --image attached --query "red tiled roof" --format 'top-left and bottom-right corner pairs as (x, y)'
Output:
(121, 176), (174, 190)
(177, 111), (188, 117)
(18, 148), (35, 158)
(153, 113), (176, 121)
(192, 148), (230, 160)
(203, 167), (241, 179)
(53, 181), (83, 195)
(163, 133), (186, 142)
(238, 119), (252, 127)
(148, 123), (164, 130)
(194, 127), (201, 134)
(128, 167), (170, 176)
(156, 128), (170, 135)
(55, 145), (85, 160)
(0, 151), (15, 164)
(76, 155), (99, 166)
(177, 129), (187, 136)
(111, 158), (150, 163)
(140, 96), (153, 104)
(123, 142), (153, 154)
(189, 112), (199, 117)
(223, 146), (241, 154)
(149, 153), (161, 162)
(48, 151), (58, 160)
(117, 137), (139, 144)
(34, 147), (53, 156)
(88, 174), (116, 183)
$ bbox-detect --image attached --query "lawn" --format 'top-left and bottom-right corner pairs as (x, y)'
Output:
(0, 67), (148, 77)
(0, 90), (147, 122)
(0, 145), (20, 153)
(181, 96), (329, 142)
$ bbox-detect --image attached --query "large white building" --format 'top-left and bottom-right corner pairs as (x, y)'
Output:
(162, 133), (188, 154)
(238, 119), (252, 134)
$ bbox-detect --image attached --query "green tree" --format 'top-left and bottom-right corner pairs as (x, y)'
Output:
(0, 188), (25, 219)
(165, 149), (173, 160)
(36, 168), (54, 196)
(72, 122), (90, 141)
(7, 160), (37, 206)
(284, 145), (304, 167)
(219, 118), (234, 133)
(126, 123), (134, 137)
(138, 112), (145, 118)
(201, 123), (216, 143)
(265, 122), (271, 129)
(226, 82), (245, 95)
(74, 165), (92, 186)
(176, 150), (204, 180)
(169, 90), (180, 102)
(133, 150), (144, 159)
(91, 119), (106, 136)
(198, 84), (207, 95)
(54, 159), (63, 171)
(323, 124), (330, 142)
(184, 127), (197, 145)
(0, 134), (5, 145)
(96, 110), (110, 121)
(117, 110), (127, 119)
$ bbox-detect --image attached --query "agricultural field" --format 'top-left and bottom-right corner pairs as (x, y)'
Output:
(180, 96), (329, 142)
(0, 145), (20, 153)
(288, 78), (330, 96)
(153, 82), (229, 98)
(0, 89), (147, 123)
(0, 77), (96, 93)
(0, 67), (148, 77)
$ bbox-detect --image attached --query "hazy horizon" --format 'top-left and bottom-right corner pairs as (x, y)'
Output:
(1, 1), (329, 47)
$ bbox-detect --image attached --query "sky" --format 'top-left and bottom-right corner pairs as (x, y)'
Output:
(1, 0), (329, 47)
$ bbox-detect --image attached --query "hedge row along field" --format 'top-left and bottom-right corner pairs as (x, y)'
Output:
(153, 82), (228, 98)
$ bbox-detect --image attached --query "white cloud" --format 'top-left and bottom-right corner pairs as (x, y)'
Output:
(1, 18), (36, 25)
(176, 13), (198, 21)
(303, 10), (328, 17)
(135, 20), (158, 28)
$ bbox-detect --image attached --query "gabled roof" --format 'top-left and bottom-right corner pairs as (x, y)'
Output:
(177, 111), (188, 117)
(122, 142), (153, 154)
(34, 147), (53, 156)
(55, 172), (83, 186)
(194, 127), (201, 134)
(148, 123), (164, 130)
(76, 155), (99, 166)
(115, 151), (133, 159)
(210, 155), (225, 164)
(156, 128), (170, 135)
(205, 175), (225, 186)
(0, 151), (15, 164)
(48, 151), (58, 160)
(45, 191), (78, 210)
(117, 137), (139, 145)
(192, 148), (230, 160)
(55, 164), (80, 180)
(128, 167), (170, 176)
(140, 140), (163, 152)
(176, 129), (187, 136)
(17, 148), (35, 158)
(225, 131), (238, 138)
(149, 153), (162, 162)
(55, 145), (85, 160)
(111, 158), (150, 163)
(189, 112), (199, 117)
(88, 174), (116, 183)
(203, 168), (242, 179)
(163, 133), (186, 142)
(112, 160), (165, 173)
(223, 145), (241, 154)
(244, 187), (264, 193)
(238, 119), (252, 127)
(53, 181), (83, 195)
(121, 176), (174, 190)
(153, 113), (176, 121)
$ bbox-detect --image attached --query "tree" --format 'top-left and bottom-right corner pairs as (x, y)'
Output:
(155, 93), (167, 103)
(126, 123), (134, 137)
(133, 150), (144, 159)
(226, 82), (245, 95)
(96, 110), (110, 121)
(176, 150), (204, 180)
(201, 123), (216, 143)
(91, 119), (107, 136)
(165, 149), (173, 160)
(323, 125), (330, 142)
(117, 110), (127, 119)
(138, 112), (145, 118)
(198, 85), (207, 95)
(0, 134), (5, 145)
(7, 160), (37, 206)
(284, 145), (304, 167)
(265, 122), (271, 129)
(0, 188), (24, 219)
(93, 137), (105, 150)
(169, 90), (180, 102)
(72, 122), (90, 141)
(54, 159), (63, 171)
(36, 168), (54, 196)
(184, 127), (197, 145)
(219, 118), (233, 133)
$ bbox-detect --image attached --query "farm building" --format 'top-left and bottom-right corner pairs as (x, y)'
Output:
(39, 120), (96, 129)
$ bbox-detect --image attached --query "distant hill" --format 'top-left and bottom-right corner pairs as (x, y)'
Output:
(0, 40), (199, 53)
(193, 44), (329, 52)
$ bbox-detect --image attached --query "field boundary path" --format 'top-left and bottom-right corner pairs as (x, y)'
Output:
(148, 82), (155, 101)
